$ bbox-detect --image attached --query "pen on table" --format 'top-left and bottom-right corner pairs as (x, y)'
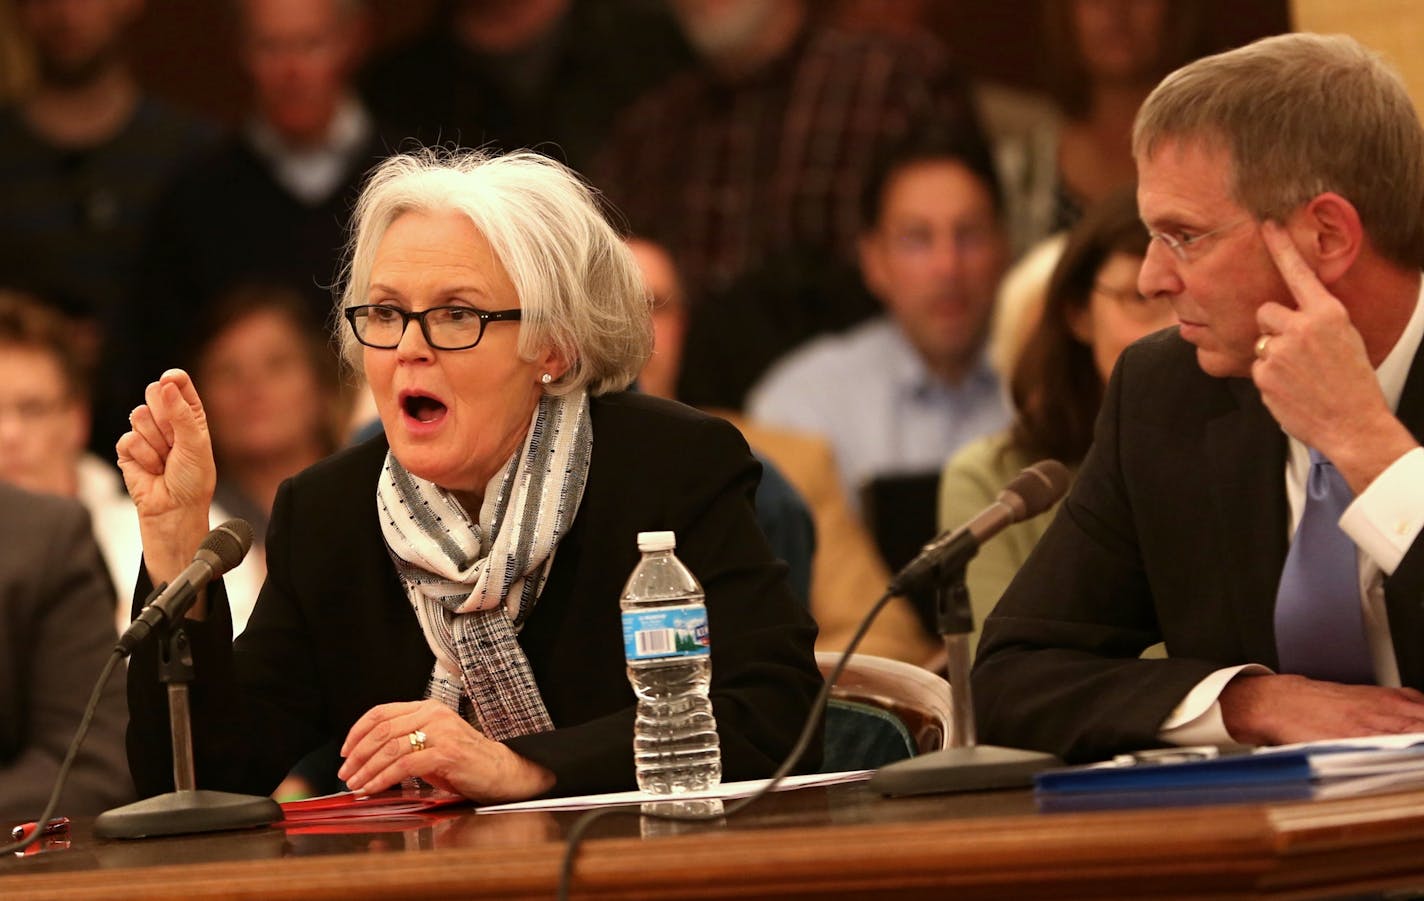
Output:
(11, 816), (70, 842)
(1111, 746), (1221, 767)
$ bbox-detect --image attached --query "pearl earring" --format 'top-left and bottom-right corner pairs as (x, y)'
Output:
(541, 373), (553, 385)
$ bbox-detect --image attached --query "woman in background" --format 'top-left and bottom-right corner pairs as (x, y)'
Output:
(191, 285), (342, 636)
(937, 186), (1175, 653)
(989, 0), (1205, 253)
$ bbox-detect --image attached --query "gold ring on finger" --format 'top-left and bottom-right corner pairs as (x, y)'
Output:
(1254, 334), (1272, 360)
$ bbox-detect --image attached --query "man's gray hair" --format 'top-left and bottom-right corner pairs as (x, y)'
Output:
(1134, 32), (1424, 268)
(336, 149), (653, 396)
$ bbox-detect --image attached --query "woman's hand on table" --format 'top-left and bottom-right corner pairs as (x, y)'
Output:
(339, 699), (556, 802)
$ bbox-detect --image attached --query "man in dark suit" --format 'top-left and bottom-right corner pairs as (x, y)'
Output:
(974, 33), (1424, 764)
(0, 483), (132, 818)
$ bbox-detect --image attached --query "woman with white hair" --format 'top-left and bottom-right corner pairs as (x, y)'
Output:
(118, 150), (821, 802)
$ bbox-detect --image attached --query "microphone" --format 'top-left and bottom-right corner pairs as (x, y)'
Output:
(889, 460), (1070, 595)
(117, 519), (254, 655)
(868, 460), (1072, 798)
(97, 516), (280, 839)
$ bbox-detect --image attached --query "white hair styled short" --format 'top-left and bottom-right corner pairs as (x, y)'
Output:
(336, 149), (653, 396)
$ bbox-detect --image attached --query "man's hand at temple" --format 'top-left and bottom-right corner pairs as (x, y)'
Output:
(1254, 220), (1418, 493)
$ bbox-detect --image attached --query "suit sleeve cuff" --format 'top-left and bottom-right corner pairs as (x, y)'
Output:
(1158, 663), (1271, 746)
(1340, 446), (1424, 575)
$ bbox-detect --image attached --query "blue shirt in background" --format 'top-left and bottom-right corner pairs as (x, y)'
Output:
(747, 316), (1010, 512)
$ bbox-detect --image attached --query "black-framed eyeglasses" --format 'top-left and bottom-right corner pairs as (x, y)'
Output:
(344, 304), (522, 351)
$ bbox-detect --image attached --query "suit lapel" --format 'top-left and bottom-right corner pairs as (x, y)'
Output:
(1205, 377), (1288, 667)
(1386, 344), (1424, 686)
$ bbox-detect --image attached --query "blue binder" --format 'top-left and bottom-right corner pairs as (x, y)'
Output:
(1035, 742), (1424, 795)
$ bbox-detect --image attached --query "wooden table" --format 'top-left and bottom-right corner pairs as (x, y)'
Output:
(6, 781), (1424, 899)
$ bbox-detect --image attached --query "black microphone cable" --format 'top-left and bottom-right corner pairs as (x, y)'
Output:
(556, 585), (900, 901)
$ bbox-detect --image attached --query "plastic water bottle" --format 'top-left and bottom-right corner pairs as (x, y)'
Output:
(621, 531), (721, 794)
(639, 798), (726, 839)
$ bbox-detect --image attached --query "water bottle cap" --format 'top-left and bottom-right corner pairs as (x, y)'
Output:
(637, 531), (677, 552)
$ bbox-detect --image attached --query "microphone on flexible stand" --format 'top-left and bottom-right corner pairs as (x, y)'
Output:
(97, 520), (283, 839)
(870, 460), (1071, 796)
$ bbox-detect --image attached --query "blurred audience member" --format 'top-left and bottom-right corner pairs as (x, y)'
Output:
(0, 293), (95, 501)
(136, 0), (381, 397)
(986, 233), (1068, 380)
(628, 238), (686, 403)
(0, 291), (141, 628)
(673, 248), (881, 412)
(361, 0), (692, 174)
(190, 284), (342, 637)
(630, 237), (936, 664)
(0, 291), (268, 637)
(596, 0), (987, 304)
(938, 187), (1173, 651)
(747, 129), (1010, 514)
(0, 482), (133, 819)
(0, 0), (34, 102)
(626, 237), (813, 607)
(0, 0), (212, 452)
(986, 0), (1204, 253)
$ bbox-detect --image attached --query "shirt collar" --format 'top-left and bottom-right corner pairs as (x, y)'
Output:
(882, 318), (996, 399)
(246, 96), (372, 205)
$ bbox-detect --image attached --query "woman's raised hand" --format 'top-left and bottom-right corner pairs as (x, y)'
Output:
(115, 369), (217, 585)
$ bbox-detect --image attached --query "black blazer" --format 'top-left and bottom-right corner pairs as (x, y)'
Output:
(127, 392), (823, 798)
(973, 329), (1424, 763)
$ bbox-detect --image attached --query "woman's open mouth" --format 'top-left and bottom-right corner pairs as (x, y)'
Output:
(400, 391), (448, 425)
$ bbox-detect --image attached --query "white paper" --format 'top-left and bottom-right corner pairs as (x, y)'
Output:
(1314, 768), (1424, 798)
(1268, 731), (1424, 754)
(474, 769), (873, 815)
(1306, 749), (1424, 777)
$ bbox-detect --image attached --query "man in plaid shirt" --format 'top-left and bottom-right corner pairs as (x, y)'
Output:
(595, 0), (988, 305)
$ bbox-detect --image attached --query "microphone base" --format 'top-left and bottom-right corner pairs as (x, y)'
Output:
(869, 745), (1061, 796)
(95, 789), (282, 839)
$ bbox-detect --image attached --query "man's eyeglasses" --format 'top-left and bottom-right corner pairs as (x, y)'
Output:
(1146, 218), (1249, 263)
(0, 396), (69, 424)
(887, 222), (998, 257)
(344, 305), (522, 351)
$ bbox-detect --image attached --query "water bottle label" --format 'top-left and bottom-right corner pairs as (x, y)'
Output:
(622, 605), (711, 661)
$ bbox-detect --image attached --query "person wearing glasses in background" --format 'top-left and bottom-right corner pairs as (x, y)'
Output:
(974, 33), (1424, 765)
(746, 127), (1012, 519)
(937, 186), (1175, 659)
(118, 150), (821, 804)
(745, 127), (1011, 645)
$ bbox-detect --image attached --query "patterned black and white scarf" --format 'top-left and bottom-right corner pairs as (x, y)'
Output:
(377, 390), (592, 741)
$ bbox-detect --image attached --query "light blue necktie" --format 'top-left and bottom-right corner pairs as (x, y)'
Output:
(1273, 450), (1375, 684)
